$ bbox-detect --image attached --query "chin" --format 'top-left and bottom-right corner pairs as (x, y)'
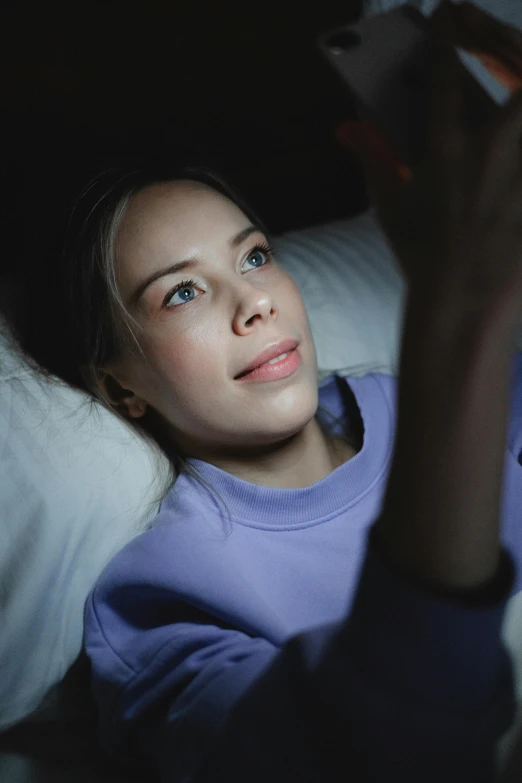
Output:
(267, 393), (318, 437)
(276, 375), (317, 411)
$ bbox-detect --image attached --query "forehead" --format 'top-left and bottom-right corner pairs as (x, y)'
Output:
(117, 179), (249, 262)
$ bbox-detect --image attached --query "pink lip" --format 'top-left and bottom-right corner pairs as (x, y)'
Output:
(236, 347), (301, 383)
(235, 338), (300, 380)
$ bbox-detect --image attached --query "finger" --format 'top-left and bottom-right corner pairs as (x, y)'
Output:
(430, 0), (460, 44)
(460, 3), (522, 58)
(476, 88), (522, 211)
(489, 85), (522, 163)
(335, 121), (411, 228)
(503, 174), (522, 230)
(470, 50), (522, 92)
(457, 2), (522, 74)
(433, 1), (522, 87)
(427, 38), (466, 171)
(336, 121), (412, 187)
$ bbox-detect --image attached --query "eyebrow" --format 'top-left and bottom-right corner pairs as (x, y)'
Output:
(130, 224), (262, 308)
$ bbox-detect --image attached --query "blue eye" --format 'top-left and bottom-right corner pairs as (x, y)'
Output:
(242, 242), (273, 271)
(164, 279), (198, 308)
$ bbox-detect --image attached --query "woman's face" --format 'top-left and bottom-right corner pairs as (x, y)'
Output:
(104, 179), (319, 461)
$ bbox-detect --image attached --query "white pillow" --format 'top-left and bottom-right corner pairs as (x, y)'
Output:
(0, 322), (170, 732)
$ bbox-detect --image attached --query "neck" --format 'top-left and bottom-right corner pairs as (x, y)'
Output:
(197, 417), (357, 489)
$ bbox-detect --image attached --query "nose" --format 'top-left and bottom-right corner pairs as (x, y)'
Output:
(232, 282), (278, 335)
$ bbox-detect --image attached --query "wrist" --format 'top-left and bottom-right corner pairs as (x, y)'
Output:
(380, 290), (515, 593)
(399, 287), (520, 401)
(370, 525), (513, 608)
(407, 274), (522, 347)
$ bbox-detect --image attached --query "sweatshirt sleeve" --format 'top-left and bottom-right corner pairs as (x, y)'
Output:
(84, 539), (516, 783)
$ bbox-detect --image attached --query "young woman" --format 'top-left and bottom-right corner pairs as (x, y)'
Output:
(6, 6), (522, 782)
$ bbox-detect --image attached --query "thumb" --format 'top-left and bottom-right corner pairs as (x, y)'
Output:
(335, 121), (412, 200)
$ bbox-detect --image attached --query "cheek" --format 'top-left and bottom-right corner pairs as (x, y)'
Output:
(281, 273), (302, 304)
(147, 328), (224, 395)
(283, 279), (316, 360)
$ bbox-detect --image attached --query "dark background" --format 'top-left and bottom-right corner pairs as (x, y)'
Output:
(1, 0), (368, 281)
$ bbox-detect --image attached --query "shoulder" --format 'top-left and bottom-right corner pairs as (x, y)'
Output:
(84, 500), (233, 670)
(90, 496), (226, 604)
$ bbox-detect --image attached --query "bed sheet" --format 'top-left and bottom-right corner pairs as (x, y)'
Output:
(0, 719), (155, 783)
(0, 752), (132, 783)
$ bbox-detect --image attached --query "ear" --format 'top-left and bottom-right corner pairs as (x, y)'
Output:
(99, 371), (148, 419)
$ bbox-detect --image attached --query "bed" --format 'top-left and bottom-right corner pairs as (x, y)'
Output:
(2, 0), (522, 779)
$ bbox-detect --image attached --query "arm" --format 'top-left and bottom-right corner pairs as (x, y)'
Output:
(375, 290), (519, 593)
(189, 292), (519, 783)
(344, 24), (522, 594)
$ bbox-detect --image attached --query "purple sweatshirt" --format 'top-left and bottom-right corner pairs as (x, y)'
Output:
(84, 355), (522, 783)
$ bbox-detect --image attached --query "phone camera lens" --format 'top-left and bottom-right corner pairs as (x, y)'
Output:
(325, 30), (361, 55)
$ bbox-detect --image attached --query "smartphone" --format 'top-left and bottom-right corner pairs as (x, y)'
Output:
(318, 6), (511, 168)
